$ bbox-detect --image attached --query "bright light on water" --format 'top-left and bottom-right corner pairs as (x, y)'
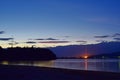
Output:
(1, 61), (9, 65)
(0, 59), (120, 73)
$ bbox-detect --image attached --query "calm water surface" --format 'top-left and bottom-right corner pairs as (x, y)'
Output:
(53, 59), (120, 73)
(1, 59), (120, 73)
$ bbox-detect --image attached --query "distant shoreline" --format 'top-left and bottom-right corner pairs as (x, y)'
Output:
(0, 65), (120, 80)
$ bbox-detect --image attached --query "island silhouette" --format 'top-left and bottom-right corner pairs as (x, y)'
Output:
(0, 47), (56, 61)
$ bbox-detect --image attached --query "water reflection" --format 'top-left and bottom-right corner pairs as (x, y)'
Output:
(1, 61), (9, 65)
(118, 60), (120, 71)
(33, 61), (54, 67)
(53, 59), (120, 73)
(0, 59), (120, 73)
(0, 61), (54, 67)
(84, 59), (88, 70)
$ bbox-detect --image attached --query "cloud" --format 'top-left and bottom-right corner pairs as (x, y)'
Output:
(46, 38), (58, 40)
(0, 31), (5, 34)
(94, 33), (120, 39)
(114, 38), (120, 41)
(76, 40), (87, 43)
(35, 39), (45, 40)
(26, 41), (37, 44)
(96, 40), (108, 42)
(8, 42), (19, 45)
(63, 36), (71, 38)
(112, 33), (120, 37)
(57, 36), (71, 38)
(35, 38), (58, 40)
(96, 40), (103, 42)
(94, 35), (109, 38)
(39, 41), (70, 43)
(0, 38), (13, 41)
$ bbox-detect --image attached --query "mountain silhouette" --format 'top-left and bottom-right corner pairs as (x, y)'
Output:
(89, 52), (120, 59)
(50, 41), (120, 57)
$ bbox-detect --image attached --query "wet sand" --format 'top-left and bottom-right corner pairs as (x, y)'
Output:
(0, 65), (120, 80)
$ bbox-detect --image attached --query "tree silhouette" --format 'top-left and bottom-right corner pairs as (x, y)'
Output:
(0, 47), (56, 61)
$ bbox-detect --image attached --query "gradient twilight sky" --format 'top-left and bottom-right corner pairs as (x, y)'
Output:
(0, 0), (120, 48)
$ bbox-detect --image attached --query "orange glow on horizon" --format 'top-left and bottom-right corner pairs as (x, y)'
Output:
(84, 56), (88, 59)
(76, 53), (91, 59)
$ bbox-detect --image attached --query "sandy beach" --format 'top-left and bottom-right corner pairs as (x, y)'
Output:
(0, 65), (120, 80)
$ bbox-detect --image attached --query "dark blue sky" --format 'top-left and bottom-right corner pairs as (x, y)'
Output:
(0, 0), (120, 47)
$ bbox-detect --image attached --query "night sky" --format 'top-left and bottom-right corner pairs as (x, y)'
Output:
(0, 0), (120, 48)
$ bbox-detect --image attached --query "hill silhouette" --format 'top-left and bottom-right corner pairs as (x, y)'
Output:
(89, 52), (120, 59)
(50, 41), (120, 57)
(0, 47), (56, 61)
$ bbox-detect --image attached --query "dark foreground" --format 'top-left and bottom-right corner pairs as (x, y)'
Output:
(0, 65), (120, 80)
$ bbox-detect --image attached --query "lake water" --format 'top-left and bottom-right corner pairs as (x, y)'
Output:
(1, 59), (120, 73)
(53, 59), (120, 73)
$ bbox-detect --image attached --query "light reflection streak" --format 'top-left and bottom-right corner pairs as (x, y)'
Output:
(1, 61), (9, 65)
(0, 61), (54, 67)
(118, 59), (120, 70)
(0, 59), (120, 73)
(84, 59), (88, 70)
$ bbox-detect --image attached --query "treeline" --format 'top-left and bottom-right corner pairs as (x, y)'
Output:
(89, 52), (120, 59)
(58, 52), (120, 59)
(0, 47), (56, 61)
